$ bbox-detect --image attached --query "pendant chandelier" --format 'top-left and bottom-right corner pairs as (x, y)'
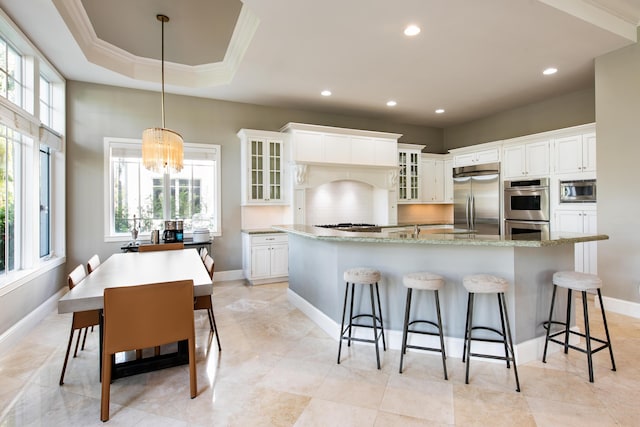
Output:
(142, 14), (184, 173)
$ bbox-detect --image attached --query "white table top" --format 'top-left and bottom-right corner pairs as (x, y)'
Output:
(58, 249), (213, 314)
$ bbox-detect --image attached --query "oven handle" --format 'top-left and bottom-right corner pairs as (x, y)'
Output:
(504, 219), (550, 225)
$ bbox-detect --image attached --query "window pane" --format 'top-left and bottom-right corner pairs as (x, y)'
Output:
(0, 126), (19, 273)
(169, 160), (215, 231)
(109, 140), (219, 236)
(39, 147), (50, 257)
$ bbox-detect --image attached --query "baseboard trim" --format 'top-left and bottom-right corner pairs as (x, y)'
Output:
(0, 287), (67, 356)
(601, 295), (640, 319)
(214, 269), (244, 282)
(287, 288), (579, 365)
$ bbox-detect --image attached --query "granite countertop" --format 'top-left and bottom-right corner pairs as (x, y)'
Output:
(241, 228), (287, 235)
(272, 224), (609, 248)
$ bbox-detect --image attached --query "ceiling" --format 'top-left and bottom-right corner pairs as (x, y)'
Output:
(1, 0), (639, 127)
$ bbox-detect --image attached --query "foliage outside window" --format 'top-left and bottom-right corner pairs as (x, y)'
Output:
(0, 125), (19, 273)
(106, 138), (221, 238)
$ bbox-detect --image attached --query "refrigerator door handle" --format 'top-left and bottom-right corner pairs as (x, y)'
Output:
(465, 196), (470, 229)
(470, 195), (475, 229)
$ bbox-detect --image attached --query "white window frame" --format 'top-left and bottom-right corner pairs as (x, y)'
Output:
(0, 9), (66, 295)
(103, 137), (222, 242)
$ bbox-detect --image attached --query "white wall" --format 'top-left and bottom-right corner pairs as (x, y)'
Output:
(595, 37), (640, 303)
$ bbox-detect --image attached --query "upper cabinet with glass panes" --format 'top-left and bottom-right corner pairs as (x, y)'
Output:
(397, 144), (425, 203)
(237, 129), (287, 205)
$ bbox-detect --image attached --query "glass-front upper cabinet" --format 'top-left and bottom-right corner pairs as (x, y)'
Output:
(397, 144), (424, 203)
(238, 129), (287, 205)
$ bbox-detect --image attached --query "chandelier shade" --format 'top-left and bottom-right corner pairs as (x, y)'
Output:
(142, 14), (184, 174)
(142, 127), (184, 173)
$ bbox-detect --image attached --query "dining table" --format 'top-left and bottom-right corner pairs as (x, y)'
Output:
(57, 248), (213, 379)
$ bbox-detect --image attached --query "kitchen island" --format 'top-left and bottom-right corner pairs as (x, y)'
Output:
(273, 224), (609, 363)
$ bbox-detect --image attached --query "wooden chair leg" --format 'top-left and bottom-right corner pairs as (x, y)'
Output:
(100, 350), (112, 421)
(81, 327), (89, 350)
(188, 337), (197, 398)
(59, 327), (75, 385)
(73, 328), (82, 357)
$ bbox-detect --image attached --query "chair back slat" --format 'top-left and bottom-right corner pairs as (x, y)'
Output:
(138, 242), (184, 252)
(204, 254), (215, 280)
(68, 264), (87, 290)
(87, 254), (101, 274)
(102, 280), (194, 353)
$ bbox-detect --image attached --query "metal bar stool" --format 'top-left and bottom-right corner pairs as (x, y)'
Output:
(399, 272), (447, 379)
(542, 271), (616, 382)
(337, 267), (386, 369)
(462, 274), (520, 392)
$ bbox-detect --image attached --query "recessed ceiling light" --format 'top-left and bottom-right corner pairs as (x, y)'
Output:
(404, 25), (421, 37)
(435, 108), (445, 114)
(386, 100), (397, 107)
(321, 90), (332, 96)
(543, 67), (558, 75)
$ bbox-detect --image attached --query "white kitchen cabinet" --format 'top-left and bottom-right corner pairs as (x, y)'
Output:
(281, 123), (401, 167)
(238, 129), (286, 205)
(453, 147), (500, 167)
(554, 133), (596, 175)
(443, 158), (453, 203)
(421, 155), (444, 203)
(553, 207), (597, 274)
(242, 233), (289, 285)
(503, 140), (550, 179)
(398, 144), (424, 203)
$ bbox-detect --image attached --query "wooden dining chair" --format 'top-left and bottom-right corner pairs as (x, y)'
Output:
(101, 279), (197, 421)
(194, 254), (221, 351)
(59, 264), (100, 385)
(134, 241), (185, 357)
(87, 254), (101, 273)
(199, 246), (208, 262)
(138, 242), (184, 252)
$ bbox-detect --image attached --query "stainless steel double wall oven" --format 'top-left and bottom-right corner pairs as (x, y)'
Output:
(504, 177), (550, 239)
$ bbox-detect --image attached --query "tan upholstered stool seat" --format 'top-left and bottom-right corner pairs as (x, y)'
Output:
(344, 267), (381, 284)
(463, 274), (509, 294)
(553, 271), (602, 291)
(403, 272), (444, 291)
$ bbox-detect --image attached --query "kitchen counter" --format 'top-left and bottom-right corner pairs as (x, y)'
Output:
(272, 224), (608, 247)
(241, 228), (287, 235)
(277, 224), (608, 364)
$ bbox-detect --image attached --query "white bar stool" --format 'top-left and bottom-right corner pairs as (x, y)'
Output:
(399, 272), (447, 379)
(462, 274), (520, 392)
(542, 271), (616, 382)
(337, 267), (386, 369)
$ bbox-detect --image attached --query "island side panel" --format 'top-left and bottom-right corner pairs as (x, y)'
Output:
(288, 234), (528, 341)
(512, 245), (574, 343)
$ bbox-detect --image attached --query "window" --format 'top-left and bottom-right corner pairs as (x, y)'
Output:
(0, 24), (65, 290)
(0, 37), (23, 108)
(105, 138), (221, 240)
(0, 125), (22, 273)
(39, 146), (50, 258)
(39, 76), (51, 127)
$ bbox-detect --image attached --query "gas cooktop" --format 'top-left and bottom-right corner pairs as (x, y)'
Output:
(315, 223), (382, 232)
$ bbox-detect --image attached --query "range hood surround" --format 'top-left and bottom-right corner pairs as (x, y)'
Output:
(281, 122), (403, 226)
(291, 162), (399, 226)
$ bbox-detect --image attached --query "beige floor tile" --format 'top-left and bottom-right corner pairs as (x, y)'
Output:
(1, 279), (638, 425)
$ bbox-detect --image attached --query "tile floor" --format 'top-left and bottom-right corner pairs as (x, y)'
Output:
(0, 280), (638, 426)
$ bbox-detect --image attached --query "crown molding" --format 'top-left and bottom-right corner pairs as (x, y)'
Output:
(52, 0), (259, 87)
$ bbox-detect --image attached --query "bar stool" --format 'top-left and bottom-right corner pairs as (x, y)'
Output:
(462, 274), (520, 392)
(399, 272), (447, 380)
(337, 267), (386, 369)
(542, 271), (616, 382)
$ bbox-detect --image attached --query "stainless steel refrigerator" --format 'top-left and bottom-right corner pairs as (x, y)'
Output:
(453, 162), (500, 235)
